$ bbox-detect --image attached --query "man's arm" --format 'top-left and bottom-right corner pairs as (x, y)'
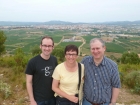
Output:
(26, 74), (37, 105)
(110, 87), (120, 105)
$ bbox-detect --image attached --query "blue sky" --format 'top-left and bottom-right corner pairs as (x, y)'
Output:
(0, 0), (140, 23)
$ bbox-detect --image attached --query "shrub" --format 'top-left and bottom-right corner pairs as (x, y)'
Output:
(12, 66), (25, 75)
(124, 70), (140, 94)
(13, 48), (31, 68)
(30, 45), (41, 56)
(134, 82), (140, 94)
(52, 46), (65, 62)
(120, 52), (140, 64)
(119, 64), (140, 73)
(22, 81), (26, 90)
(0, 80), (11, 99)
(0, 56), (16, 67)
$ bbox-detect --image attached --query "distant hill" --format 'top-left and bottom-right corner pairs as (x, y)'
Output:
(0, 20), (140, 26)
(0, 20), (83, 26)
(44, 20), (73, 25)
(96, 20), (140, 25)
(0, 21), (42, 26)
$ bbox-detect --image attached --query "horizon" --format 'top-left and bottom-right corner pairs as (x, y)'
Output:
(0, 20), (140, 23)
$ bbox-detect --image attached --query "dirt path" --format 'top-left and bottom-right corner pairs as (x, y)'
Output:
(78, 36), (86, 55)
(55, 36), (64, 46)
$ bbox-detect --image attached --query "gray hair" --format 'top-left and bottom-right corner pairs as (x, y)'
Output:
(90, 38), (105, 47)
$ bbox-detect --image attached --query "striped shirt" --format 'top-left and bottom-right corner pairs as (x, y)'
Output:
(81, 56), (121, 103)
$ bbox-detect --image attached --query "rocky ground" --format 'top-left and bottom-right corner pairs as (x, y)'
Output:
(1, 88), (140, 105)
(116, 88), (140, 105)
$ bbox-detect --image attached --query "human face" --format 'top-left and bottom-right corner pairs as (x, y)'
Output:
(65, 51), (78, 64)
(90, 40), (106, 60)
(40, 38), (54, 57)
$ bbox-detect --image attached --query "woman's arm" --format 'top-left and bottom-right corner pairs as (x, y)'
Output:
(52, 78), (78, 103)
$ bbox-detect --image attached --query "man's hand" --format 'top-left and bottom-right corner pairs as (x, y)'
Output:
(30, 100), (37, 105)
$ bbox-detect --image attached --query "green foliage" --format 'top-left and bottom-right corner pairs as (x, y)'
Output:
(134, 83), (140, 94)
(121, 52), (140, 64)
(22, 81), (26, 90)
(13, 48), (29, 68)
(124, 71), (140, 94)
(0, 56), (16, 67)
(118, 64), (140, 85)
(0, 30), (7, 55)
(119, 64), (140, 73)
(13, 66), (25, 75)
(0, 51), (30, 68)
(30, 45), (41, 56)
(107, 55), (120, 63)
(52, 46), (65, 62)
(0, 80), (11, 99)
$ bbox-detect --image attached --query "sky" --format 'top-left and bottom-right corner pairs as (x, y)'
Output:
(0, 0), (140, 23)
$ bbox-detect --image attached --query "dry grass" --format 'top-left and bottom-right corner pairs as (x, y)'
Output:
(0, 66), (140, 105)
(105, 52), (122, 58)
(0, 67), (28, 105)
(118, 87), (140, 105)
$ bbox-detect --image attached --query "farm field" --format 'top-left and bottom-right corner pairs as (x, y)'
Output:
(4, 29), (73, 54)
(3, 29), (140, 56)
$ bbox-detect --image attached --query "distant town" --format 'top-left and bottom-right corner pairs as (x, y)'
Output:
(1, 21), (140, 43)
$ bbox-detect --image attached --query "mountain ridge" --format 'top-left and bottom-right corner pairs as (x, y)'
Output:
(0, 20), (140, 26)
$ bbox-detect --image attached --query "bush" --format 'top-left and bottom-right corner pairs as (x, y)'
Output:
(0, 56), (16, 67)
(30, 45), (41, 56)
(0, 80), (11, 99)
(134, 82), (140, 94)
(120, 52), (140, 64)
(119, 64), (140, 73)
(13, 48), (31, 68)
(124, 70), (140, 94)
(22, 81), (26, 90)
(12, 66), (25, 75)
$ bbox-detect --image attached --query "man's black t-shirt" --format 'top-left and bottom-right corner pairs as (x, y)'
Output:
(25, 55), (58, 101)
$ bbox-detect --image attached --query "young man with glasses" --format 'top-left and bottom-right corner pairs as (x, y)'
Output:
(25, 36), (58, 105)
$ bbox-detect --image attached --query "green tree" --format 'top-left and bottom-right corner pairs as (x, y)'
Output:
(0, 30), (7, 55)
(121, 52), (140, 64)
(31, 45), (41, 56)
(52, 46), (65, 62)
(14, 48), (28, 68)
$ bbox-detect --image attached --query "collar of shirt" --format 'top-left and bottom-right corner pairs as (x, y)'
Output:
(88, 56), (106, 66)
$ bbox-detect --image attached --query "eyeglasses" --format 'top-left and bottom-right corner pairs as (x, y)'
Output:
(66, 53), (77, 57)
(41, 45), (53, 48)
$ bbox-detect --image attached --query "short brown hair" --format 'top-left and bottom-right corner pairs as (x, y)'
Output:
(64, 44), (78, 55)
(41, 36), (54, 45)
